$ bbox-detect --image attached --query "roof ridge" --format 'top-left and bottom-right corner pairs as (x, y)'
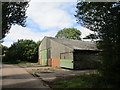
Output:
(46, 36), (94, 43)
(43, 36), (98, 50)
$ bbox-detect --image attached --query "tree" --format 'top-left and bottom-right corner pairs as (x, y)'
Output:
(75, 2), (120, 86)
(55, 28), (81, 40)
(0, 44), (8, 62)
(1, 2), (29, 39)
(36, 40), (41, 46)
(1, 45), (8, 56)
(4, 39), (38, 63)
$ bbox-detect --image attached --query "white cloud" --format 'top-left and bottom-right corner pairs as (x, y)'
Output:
(2, 25), (57, 47)
(2, 42), (14, 48)
(27, 2), (76, 30)
(2, 25), (93, 47)
(75, 26), (94, 38)
(2, 1), (93, 47)
(2, 2), (77, 47)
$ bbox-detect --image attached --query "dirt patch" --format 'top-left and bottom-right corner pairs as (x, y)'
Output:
(25, 66), (69, 74)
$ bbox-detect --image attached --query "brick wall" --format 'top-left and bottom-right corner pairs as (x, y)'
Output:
(38, 59), (42, 64)
(48, 58), (60, 67)
(48, 58), (52, 66)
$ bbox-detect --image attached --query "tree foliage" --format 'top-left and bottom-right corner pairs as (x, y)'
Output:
(4, 39), (39, 63)
(36, 40), (41, 46)
(1, 45), (8, 56)
(55, 28), (81, 40)
(2, 2), (29, 38)
(76, 2), (120, 86)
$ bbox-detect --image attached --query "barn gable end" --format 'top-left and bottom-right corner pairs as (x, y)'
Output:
(38, 36), (100, 69)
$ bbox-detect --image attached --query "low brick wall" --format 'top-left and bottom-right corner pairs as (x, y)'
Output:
(48, 58), (60, 67)
(48, 58), (52, 66)
(39, 58), (60, 67)
(38, 59), (42, 65)
(52, 58), (60, 67)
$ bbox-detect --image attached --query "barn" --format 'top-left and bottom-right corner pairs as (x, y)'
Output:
(38, 36), (100, 69)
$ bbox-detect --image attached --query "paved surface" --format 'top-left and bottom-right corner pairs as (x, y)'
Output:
(35, 70), (96, 83)
(2, 64), (50, 89)
(25, 66), (96, 83)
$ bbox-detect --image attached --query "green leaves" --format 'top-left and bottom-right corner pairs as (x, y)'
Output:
(75, 2), (116, 31)
(55, 28), (81, 40)
(2, 2), (29, 38)
(4, 39), (39, 63)
(75, 2), (120, 87)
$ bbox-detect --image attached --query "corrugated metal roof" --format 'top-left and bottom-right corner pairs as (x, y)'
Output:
(47, 37), (98, 51)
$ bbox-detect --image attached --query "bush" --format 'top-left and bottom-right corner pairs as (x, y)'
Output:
(4, 39), (39, 63)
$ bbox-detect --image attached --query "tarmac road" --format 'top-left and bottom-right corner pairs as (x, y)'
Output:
(1, 64), (50, 89)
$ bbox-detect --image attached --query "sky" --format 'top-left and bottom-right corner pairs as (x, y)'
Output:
(2, 0), (93, 47)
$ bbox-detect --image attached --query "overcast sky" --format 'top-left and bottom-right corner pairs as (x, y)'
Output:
(2, 0), (93, 47)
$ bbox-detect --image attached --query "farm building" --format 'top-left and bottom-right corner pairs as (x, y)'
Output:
(38, 36), (100, 69)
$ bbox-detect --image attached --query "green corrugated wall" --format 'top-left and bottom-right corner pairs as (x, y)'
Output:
(41, 50), (47, 65)
(60, 59), (73, 69)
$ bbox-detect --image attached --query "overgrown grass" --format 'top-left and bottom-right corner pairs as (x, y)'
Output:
(2, 60), (39, 65)
(31, 67), (62, 73)
(50, 74), (113, 88)
(2, 60), (21, 64)
(18, 61), (39, 65)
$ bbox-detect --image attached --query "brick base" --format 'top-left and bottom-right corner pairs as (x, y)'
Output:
(39, 58), (60, 67)
(48, 58), (52, 66)
(48, 58), (60, 67)
(38, 59), (42, 64)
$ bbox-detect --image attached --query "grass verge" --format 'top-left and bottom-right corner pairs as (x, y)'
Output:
(2, 61), (39, 65)
(18, 61), (39, 65)
(50, 74), (113, 88)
